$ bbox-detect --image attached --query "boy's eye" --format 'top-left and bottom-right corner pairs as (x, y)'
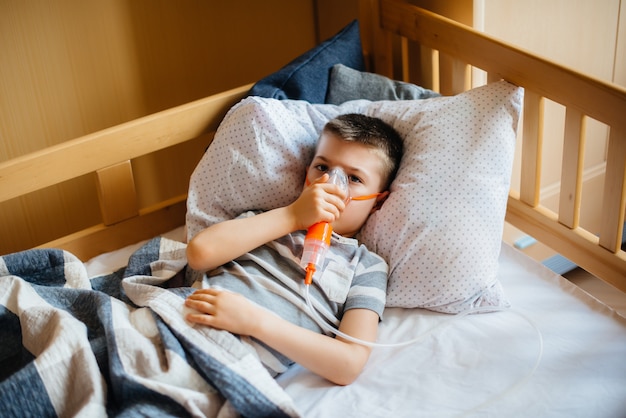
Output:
(312, 164), (362, 184)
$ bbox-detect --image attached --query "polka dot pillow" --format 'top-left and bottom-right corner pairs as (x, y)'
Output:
(186, 81), (523, 313)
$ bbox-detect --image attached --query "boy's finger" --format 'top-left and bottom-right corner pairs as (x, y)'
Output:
(311, 173), (329, 185)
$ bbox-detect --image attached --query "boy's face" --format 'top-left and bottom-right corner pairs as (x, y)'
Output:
(306, 132), (389, 237)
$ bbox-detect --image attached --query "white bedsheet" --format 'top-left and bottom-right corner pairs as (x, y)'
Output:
(86, 232), (626, 418)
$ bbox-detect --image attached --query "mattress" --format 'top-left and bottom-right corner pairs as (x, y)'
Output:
(85, 229), (626, 417)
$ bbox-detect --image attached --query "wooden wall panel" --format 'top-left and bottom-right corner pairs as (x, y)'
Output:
(315, 0), (359, 41)
(0, 0), (317, 255)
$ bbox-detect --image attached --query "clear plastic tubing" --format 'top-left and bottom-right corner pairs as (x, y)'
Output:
(303, 285), (544, 414)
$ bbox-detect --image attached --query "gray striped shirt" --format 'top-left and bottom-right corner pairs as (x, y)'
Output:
(199, 211), (388, 375)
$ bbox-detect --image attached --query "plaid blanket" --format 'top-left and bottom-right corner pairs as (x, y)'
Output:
(0, 237), (299, 418)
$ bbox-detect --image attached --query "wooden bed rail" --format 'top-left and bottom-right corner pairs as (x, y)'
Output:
(362, 0), (626, 291)
(0, 84), (250, 260)
(0, 84), (251, 204)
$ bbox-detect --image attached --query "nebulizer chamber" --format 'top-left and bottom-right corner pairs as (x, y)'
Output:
(301, 168), (349, 285)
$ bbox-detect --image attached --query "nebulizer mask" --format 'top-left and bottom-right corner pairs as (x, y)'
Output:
(301, 167), (349, 286)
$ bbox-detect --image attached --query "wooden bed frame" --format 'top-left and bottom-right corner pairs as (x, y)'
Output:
(1, 0), (625, 293)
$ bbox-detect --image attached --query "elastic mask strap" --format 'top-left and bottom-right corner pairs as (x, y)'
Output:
(305, 174), (382, 201)
(350, 193), (383, 201)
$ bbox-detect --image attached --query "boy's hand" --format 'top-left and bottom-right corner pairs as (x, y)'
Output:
(185, 288), (264, 336)
(289, 174), (347, 230)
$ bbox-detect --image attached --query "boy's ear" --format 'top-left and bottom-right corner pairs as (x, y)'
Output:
(370, 191), (390, 214)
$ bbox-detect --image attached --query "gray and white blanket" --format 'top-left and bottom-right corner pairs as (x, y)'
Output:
(0, 237), (299, 417)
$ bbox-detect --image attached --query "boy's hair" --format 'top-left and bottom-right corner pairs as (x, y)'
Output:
(322, 113), (403, 189)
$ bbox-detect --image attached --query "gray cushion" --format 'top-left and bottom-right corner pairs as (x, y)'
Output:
(325, 64), (440, 104)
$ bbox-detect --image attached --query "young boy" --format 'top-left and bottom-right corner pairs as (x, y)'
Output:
(185, 113), (403, 386)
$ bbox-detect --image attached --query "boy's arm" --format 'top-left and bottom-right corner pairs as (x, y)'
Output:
(186, 207), (296, 271)
(186, 174), (345, 272)
(185, 288), (378, 385)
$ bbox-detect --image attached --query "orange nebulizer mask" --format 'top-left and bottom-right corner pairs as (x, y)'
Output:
(301, 168), (349, 285)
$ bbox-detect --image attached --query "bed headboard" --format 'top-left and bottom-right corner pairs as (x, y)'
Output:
(358, 0), (626, 292)
(0, 0), (624, 294)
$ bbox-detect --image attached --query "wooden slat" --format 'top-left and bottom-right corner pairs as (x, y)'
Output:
(486, 72), (502, 84)
(422, 47), (439, 91)
(520, 90), (544, 206)
(375, 27), (394, 78)
(558, 108), (585, 228)
(39, 196), (187, 261)
(506, 195), (626, 292)
(400, 36), (410, 82)
(360, 0), (394, 78)
(438, 53), (470, 95)
(378, 0), (626, 129)
(358, 0), (376, 72)
(599, 125), (626, 252)
(0, 84), (250, 204)
(96, 161), (139, 226)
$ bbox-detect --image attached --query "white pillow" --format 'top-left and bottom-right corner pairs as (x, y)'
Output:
(186, 81), (523, 313)
(186, 98), (343, 236)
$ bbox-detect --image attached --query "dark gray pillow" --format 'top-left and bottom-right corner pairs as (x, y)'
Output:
(325, 64), (440, 104)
